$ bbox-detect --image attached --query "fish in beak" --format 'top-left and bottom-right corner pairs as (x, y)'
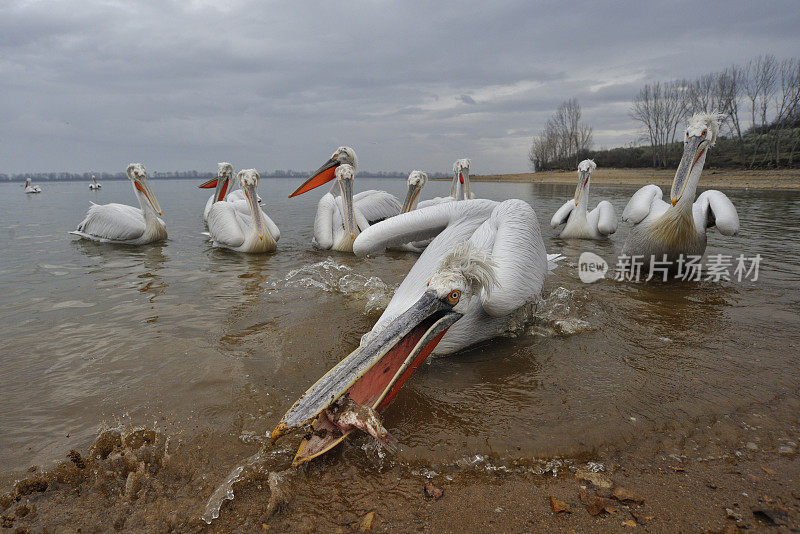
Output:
(671, 135), (706, 207)
(135, 178), (162, 215)
(289, 157), (341, 198)
(271, 291), (463, 465)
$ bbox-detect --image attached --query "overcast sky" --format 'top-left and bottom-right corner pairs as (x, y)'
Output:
(1, 0), (798, 175)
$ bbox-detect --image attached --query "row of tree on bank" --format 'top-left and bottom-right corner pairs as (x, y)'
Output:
(2, 169), (451, 182)
(530, 54), (800, 170)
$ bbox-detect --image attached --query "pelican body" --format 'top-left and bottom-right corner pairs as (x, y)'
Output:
(24, 178), (42, 194)
(289, 147), (402, 253)
(621, 113), (739, 268)
(89, 175), (102, 190)
(551, 159), (617, 239)
(72, 163), (166, 245)
(271, 198), (562, 465)
(206, 169), (279, 253)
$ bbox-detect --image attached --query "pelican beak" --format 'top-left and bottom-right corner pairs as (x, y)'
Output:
(244, 185), (266, 240)
(671, 136), (706, 207)
(198, 177), (218, 189)
(400, 183), (422, 213)
(339, 178), (356, 241)
(271, 291), (462, 464)
(135, 178), (162, 215)
(574, 171), (589, 206)
(459, 172), (464, 184)
(289, 157), (341, 198)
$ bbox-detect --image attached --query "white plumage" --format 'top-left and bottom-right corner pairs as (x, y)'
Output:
(88, 175), (101, 190)
(24, 178), (42, 194)
(206, 169), (280, 253)
(71, 163), (166, 245)
(354, 198), (562, 355)
(621, 113), (739, 265)
(551, 159), (617, 239)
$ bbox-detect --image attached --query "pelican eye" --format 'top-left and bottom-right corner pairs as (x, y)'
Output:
(701, 129), (707, 137)
(446, 290), (461, 305)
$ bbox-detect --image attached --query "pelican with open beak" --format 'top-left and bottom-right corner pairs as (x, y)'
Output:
(71, 163), (167, 245)
(205, 169), (280, 253)
(270, 242), (504, 465)
(199, 162), (234, 222)
(621, 113), (739, 268)
(288, 146), (402, 252)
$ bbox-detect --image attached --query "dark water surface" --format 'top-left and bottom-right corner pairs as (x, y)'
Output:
(1, 177), (799, 525)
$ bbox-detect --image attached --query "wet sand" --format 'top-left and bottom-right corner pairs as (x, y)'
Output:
(470, 168), (800, 190)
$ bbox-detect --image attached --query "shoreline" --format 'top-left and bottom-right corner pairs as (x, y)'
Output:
(460, 168), (800, 190)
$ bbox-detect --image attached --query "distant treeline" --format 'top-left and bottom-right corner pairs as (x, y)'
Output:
(531, 54), (800, 170)
(2, 169), (451, 182)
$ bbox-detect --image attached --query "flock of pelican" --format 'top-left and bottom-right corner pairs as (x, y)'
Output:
(61, 112), (739, 464)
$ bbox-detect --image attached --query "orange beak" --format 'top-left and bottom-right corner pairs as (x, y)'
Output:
(289, 157), (340, 198)
(198, 177), (218, 189)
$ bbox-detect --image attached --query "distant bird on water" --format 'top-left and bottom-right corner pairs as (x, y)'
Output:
(24, 178), (42, 194)
(89, 175), (102, 190)
(71, 163), (167, 245)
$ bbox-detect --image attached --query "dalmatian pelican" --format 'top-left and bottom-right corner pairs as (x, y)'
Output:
(198, 163), (235, 221)
(621, 113), (739, 267)
(550, 159), (617, 239)
(271, 198), (563, 464)
(288, 147), (402, 252)
(206, 169), (280, 253)
(89, 175), (102, 190)
(24, 178), (42, 193)
(71, 163), (166, 245)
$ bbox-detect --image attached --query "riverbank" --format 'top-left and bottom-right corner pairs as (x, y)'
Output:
(468, 168), (800, 190)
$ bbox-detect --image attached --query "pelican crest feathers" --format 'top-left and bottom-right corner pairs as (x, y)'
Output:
(433, 241), (498, 298)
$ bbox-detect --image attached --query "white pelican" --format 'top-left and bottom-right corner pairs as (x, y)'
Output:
(288, 147), (402, 253)
(206, 169), (280, 253)
(414, 159), (476, 208)
(271, 198), (563, 464)
(198, 162), (235, 222)
(71, 163), (166, 245)
(621, 113), (739, 267)
(24, 178), (42, 193)
(550, 159), (617, 239)
(89, 175), (102, 190)
(399, 170), (428, 213)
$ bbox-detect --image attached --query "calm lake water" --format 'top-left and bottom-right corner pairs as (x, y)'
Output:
(1, 176), (799, 525)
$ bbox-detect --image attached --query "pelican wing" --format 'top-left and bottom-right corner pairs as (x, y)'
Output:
(207, 202), (246, 248)
(74, 203), (146, 241)
(550, 200), (575, 228)
(313, 193), (337, 250)
(594, 200), (618, 235)
(418, 196), (454, 209)
(693, 190), (739, 236)
(353, 190), (402, 224)
(353, 200), (497, 256)
(622, 184), (663, 224)
(470, 200), (547, 318)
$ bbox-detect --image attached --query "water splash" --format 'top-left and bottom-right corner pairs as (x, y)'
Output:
(201, 452), (262, 524)
(274, 258), (395, 314)
(530, 286), (592, 336)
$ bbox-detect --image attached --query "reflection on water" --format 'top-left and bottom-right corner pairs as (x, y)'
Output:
(1, 178), (799, 524)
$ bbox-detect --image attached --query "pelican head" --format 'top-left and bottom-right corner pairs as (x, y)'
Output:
(289, 146), (357, 198)
(237, 169), (267, 241)
(451, 158), (471, 200)
(127, 163), (162, 215)
(198, 162), (234, 202)
(400, 170), (428, 213)
(574, 159), (596, 206)
(670, 113), (722, 207)
(270, 242), (497, 450)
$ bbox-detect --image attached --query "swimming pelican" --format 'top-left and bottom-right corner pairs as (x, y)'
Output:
(550, 159), (617, 239)
(206, 169), (280, 253)
(89, 175), (102, 190)
(71, 163), (166, 245)
(288, 147), (402, 252)
(621, 113), (739, 268)
(24, 178), (42, 194)
(271, 198), (563, 464)
(414, 159), (476, 208)
(198, 163), (235, 222)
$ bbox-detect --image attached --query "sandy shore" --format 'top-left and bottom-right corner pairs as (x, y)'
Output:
(468, 168), (800, 190)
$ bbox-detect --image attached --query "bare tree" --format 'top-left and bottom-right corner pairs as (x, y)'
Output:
(528, 98), (593, 170)
(631, 80), (688, 167)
